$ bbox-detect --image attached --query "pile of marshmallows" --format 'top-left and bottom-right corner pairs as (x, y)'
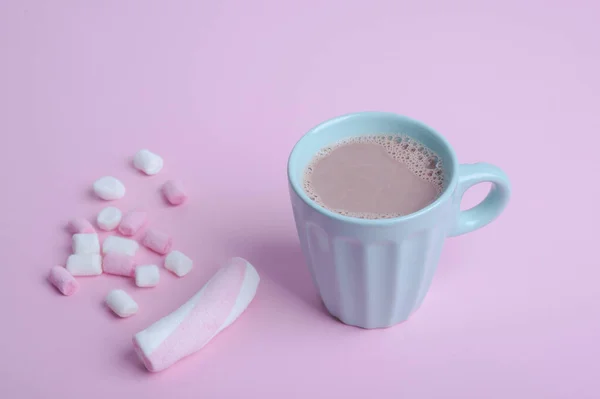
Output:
(48, 149), (191, 318)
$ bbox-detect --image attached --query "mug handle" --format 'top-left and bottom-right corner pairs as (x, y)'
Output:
(449, 162), (511, 237)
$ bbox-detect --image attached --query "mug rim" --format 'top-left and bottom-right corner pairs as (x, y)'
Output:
(287, 111), (460, 226)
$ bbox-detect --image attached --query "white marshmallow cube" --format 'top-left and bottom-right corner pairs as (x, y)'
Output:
(133, 149), (163, 175)
(97, 207), (122, 231)
(164, 250), (193, 277)
(106, 289), (138, 318)
(102, 235), (139, 256)
(93, 176), (126, 200)
(72, 233), (100, 254)
(66, 254), (102, 276)
(135, 265), (160, 288)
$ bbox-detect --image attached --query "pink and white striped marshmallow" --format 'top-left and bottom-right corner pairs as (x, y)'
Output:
(118, 211), (147, 236)
(132, 257), (260, 372)
(103, 252), (136, 277)
(48, 266), (79, 296)
(67, 218), (96, 234)
(162, 180), (187, 206)
(142, 229), (172, 255)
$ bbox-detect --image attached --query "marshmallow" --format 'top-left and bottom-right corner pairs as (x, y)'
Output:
(135, 265), (160, 288)
(142, 229), (172, 255)
(162, 180), (187, 206)
(133, 149), (163, 175)
(103, 252), (136, 277)
(106, 289), (138, 318)
(133, 257), (260, 372)
(102, 235), (139, 256)
(67, 218), (96, 234)
(164, 250), (192, 277)
(97, 207), (122, 231)
(66, 254), (102, 276)
(93, 176), (126, 200)
(118, 211), (147, 236)
(48, 266), (79, 296)
(72, 233), (100, 254)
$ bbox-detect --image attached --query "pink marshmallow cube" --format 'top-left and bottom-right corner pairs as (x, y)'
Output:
(118, 211), (147, 236)
(142, 229), (173, 255)
(48, 266), (79, 296)
(103, 252), (136, 277)
(162, 180), (187, 206)
(67, 218), (96, 234)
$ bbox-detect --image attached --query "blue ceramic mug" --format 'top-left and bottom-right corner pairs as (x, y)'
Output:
(287, 112), (511, 329)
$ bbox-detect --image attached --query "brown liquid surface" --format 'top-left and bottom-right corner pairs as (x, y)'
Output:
(303, 135), (444, 219)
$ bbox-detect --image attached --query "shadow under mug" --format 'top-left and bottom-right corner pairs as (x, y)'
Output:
(287, 112), (511, 329)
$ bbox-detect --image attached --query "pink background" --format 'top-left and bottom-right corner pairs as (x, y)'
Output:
(1, 1), (599, 398)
